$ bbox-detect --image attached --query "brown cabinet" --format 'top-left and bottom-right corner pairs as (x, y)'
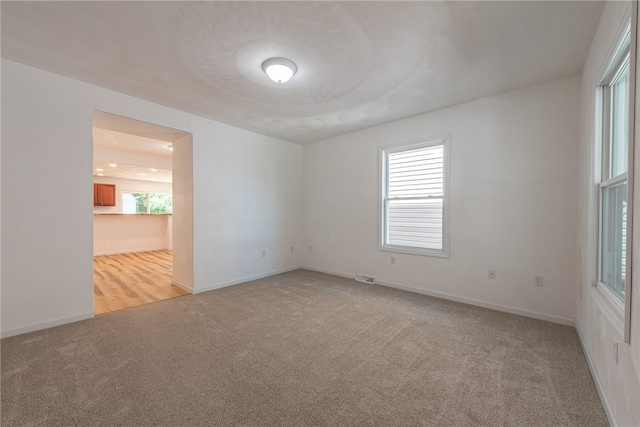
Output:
(94, 184), (116, 206)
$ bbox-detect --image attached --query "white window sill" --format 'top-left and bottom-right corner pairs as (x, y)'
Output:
(379, 245), (450, 259)
(589, 283), (625, 338)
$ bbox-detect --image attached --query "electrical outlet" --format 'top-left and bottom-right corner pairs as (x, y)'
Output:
(391, 256), (396, 264)
(534, 275), (544, 287)
(261, 250), (266, 258)
(614, 340), (619, 364)
(488, 270), (496, 279)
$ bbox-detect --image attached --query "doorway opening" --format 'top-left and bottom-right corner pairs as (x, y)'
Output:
(92, 111), (193, 314)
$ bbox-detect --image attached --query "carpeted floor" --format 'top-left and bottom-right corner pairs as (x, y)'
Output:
(1, 269), (607, 426)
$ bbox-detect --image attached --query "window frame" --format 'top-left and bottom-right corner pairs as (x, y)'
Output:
(379, 134), (451, 258)
(593, 10), (636, 344)
(122, 190), (173, 214)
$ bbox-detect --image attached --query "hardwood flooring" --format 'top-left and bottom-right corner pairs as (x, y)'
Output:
(93, 250), (189, 315)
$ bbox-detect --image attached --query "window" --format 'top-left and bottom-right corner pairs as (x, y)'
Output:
(380, 135), (450, 257)
(599, 45), (630, 302)
(123, 192), (172, 214)
(594, 17), (634, 342)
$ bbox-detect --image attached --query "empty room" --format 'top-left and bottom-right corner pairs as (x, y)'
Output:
(1, 1), (639, 426)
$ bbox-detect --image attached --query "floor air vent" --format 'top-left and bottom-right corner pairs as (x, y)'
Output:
(355, 274), (376, 285)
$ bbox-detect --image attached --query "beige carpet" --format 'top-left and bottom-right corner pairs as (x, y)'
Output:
(1, 269), (607, 426)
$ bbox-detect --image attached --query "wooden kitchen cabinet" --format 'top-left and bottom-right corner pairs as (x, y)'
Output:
(94, 183), (116, 206)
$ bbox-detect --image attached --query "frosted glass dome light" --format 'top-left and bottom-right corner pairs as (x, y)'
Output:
(262, 58), (297, 83)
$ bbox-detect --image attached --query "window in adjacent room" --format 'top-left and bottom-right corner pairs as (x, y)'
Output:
(123, 192), (172, 214)
(595, 18), (634, 342)
(380, 135), (450, 257)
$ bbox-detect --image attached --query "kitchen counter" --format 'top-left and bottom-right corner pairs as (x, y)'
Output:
(94, 213), (172, 255)
(94, 213), (172, 216)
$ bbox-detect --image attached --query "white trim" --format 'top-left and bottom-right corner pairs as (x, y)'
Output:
(623, 0), (637, 345)
(378, 134), (451, 258)
(600, 172), (628, 188)
(192, 266), (301, 294)
(575, 322), (618, 427)
(375, 278), (574, 326)
(1, 312), (94, 339)
(378, 245), (450, 259)
(592, 8), (633, 291)
(592, 84), (603, 289)
(301, 266), (574, 326)
(94, 247), (171, 256)
(302, 265), (355, 280)
(593, 8), (635, 344)
(590, 286), (625, 338)
(593, 5), (632, 90)
(171, 279), (193, 293)
(121, 189), (172, 215)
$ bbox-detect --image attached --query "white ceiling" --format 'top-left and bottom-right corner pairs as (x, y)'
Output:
(92, 127), (174, 183)
(93, 127), (174, 160)
(93, 110), (190, 144)
(92, 112), (182, 183)
(93, 160), (173, 184)
(2, 1), (604, 144)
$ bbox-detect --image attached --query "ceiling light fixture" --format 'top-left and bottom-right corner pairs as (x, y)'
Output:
(262, 58), (297, 83)
(96, 168), (103, 172)
(109, 163), (117, 168)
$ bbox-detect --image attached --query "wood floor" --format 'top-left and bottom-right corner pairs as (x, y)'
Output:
(93, 250), (189, 315)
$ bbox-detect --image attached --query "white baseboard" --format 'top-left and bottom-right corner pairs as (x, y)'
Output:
(575, 322), (617, 427)
(302, 266), (575, 327)
(302, 266), (356, 280)
(172, 279), (193, 293)
(193, 266), (301, 294)
(1, 312), (94, 339)
(94, 247), (170, 256)
(1, 267), (299, 338)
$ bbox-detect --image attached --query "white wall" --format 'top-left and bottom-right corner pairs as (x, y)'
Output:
(94, 214), (172, 256)
(577, 2), (640, 426)
(192, 117), (302, 292)
(93, 176), (172, 214)
(172, 133), (194, 292)
(93, 175), (173, 255)
(303, 75), (581, 324)
(1, 59), (302, 337)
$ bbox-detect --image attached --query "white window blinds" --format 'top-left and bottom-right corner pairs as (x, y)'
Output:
(382, 138), (448, 255)
(598, 40), (631, 303)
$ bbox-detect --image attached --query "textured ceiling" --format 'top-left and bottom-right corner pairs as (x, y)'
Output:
(2, 1), (604, 144)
